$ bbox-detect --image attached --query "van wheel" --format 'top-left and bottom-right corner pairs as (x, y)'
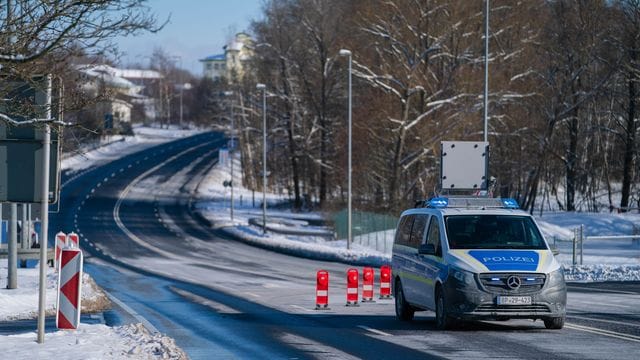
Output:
(544, 316), (565, 329)
(395, 280), (414, 321)
(435, 288), (454, 330)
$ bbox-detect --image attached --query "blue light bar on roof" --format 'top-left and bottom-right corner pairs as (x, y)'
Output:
(429, 197), (449, 208)
(502, 198), (520, 209)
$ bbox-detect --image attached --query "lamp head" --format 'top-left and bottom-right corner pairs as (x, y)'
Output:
(338, 49), (352, 57)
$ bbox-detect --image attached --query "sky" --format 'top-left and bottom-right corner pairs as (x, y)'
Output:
(115, 0), (263, 76)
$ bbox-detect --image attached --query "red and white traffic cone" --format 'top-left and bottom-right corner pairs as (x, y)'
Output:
(56, 248), (83, 330)
(379, 265), (392, 299)
(315, 270), (330, 310)
(346, 268), (359, 306)
(362, 267), (375, 302)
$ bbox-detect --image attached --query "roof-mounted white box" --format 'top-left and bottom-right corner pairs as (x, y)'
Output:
(440, 141), (488, 190)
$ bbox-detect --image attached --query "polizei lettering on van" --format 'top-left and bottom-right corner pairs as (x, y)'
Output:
(468, 250), (540, 271)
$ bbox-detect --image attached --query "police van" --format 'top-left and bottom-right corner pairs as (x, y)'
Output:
(392, 197), (566, 330)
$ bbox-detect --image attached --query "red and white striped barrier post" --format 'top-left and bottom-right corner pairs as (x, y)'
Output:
(54, 232), (67, 271)
(379, 265), (392, 299)
(346, 268), (359, 306)
(56, 248), (83, 330)
(315, 270), (330, 310)
(67, 232), (79, 248)
(362, 267), (375, 302)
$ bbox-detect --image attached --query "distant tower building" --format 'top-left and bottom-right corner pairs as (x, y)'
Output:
(200, 32), (254, 83)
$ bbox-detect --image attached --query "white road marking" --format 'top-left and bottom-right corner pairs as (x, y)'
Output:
(263, 283), (281, 289)
(103, 291), (159, 334)
(357, 325), (392, 337)
(569, 315), (640, 328)
(289, 305), (313, 312)
(244, 292), (261, 298)
(570, 299), (632, 310)
(119, 168), (124, 172)
(113, 144), (210, 259)
(566, 323), (640, 343)
(96, 182), (101, 187)
(568, 286), (639, 295)
(171, 287), (242, 314)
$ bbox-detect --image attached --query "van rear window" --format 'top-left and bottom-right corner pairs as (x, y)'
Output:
(444, 215), (547, 250)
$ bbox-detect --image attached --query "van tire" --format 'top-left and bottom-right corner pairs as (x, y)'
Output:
(435, 287), (454, 330)
(543, 316), (565, 329)
(394, 280), (414, 321)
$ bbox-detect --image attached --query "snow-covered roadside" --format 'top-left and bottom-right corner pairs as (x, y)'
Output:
(0, 260), (109, 321)
(195, 153), (640, 282)
(194, 155), (390, 266)
(0, 261), (185, 359)
(0, 323), (187, 360)
(62, 124), (203, 174)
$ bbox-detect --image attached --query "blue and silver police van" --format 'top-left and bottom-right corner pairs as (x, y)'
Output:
(392, 197), (566, 330)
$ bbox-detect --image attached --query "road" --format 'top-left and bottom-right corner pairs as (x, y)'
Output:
(51, 132), (640, 359)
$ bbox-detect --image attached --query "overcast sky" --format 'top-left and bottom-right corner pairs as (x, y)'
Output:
(115, 0), (263, 76)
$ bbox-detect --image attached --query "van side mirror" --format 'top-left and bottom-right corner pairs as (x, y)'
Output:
(418, 243), (436, 255)
(550, 245), (560, 256)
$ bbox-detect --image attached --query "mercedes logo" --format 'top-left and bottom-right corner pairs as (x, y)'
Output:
(507, 275), (521, 290)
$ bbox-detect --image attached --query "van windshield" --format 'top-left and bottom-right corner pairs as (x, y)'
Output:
(444, 215), (547, 250)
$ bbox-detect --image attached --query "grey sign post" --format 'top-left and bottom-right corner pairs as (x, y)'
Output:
(0, 74), (58, 343)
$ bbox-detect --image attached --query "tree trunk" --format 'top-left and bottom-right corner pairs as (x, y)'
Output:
(387, 96), (410, 208)
(621, 64), (637, 212)
(279, 59), (302, 209)
(565, 114), (578, 211)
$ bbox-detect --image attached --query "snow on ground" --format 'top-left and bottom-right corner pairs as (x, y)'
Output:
(62, 124), (203, 174)
(0, 323), (186, 360)
(0, 260), (109, 321)
(196, 153), (640, 281)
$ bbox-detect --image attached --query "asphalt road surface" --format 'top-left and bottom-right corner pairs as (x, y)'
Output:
(51, 132), (640, 359)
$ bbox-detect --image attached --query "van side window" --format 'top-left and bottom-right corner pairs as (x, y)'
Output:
(426, 218), (442, 257)
(395, 215), (414, 247)
(409, 214), (428, 249)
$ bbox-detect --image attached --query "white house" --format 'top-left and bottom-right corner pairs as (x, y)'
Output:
(75, 64), (163, 123)
(200, 32), (254, 83)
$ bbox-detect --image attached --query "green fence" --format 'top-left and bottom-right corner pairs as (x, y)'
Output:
(332, 210), (399, 254)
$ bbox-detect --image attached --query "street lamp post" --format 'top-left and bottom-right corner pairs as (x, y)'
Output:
(484, 0), (490, 143)
(178, 82), (192, 129)
(222, 91), (235, 221)
(339, 49), (353, 250)
(230, 94), (235, 222)
(256, 83), (267, 235)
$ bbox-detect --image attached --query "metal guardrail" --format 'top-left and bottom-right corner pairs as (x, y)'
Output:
(567, 224), (640, 266)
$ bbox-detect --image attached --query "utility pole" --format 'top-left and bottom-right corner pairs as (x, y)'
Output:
(20, 204), (27, 267)
(230, 94), (235, 222)
(484, 0), (490, 143)
(37, 75), (52, 344)
(339, 49), (353, 250)
(256, 83), (267, 235)
(7, 203), (17, 289)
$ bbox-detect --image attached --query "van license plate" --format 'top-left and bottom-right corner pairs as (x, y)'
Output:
(497, 296), (531, 305)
